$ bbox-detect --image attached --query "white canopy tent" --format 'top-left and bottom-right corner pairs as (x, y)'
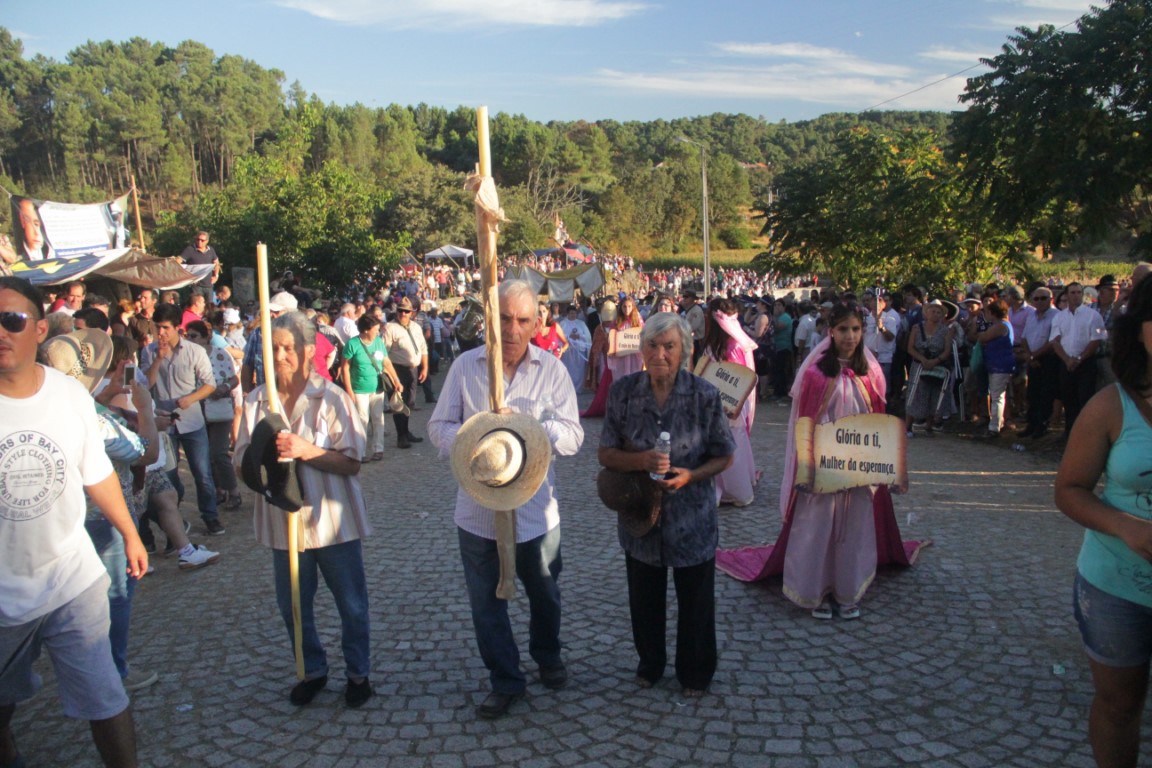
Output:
(424, 244), (474, 266)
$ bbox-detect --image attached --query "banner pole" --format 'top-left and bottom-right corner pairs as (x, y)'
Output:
(131, 175), (146, 252)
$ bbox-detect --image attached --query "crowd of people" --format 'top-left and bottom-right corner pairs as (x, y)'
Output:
(5, 226), (1152, 766)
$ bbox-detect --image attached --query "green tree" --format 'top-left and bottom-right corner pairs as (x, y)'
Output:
(759, 126), (1028, 291)
(156, 107), (408, 288)
(952, 0), (1152, 253)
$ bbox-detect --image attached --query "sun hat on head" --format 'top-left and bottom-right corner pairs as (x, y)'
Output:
(268, 292), (298, 312)
(41, 329), (113, 393)
(450, 411), (551, 510)
(924, 298), (959, 322)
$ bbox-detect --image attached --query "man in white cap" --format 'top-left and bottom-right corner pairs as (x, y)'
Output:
(428, 280), (583, 720)
(240, 291), (297, 394)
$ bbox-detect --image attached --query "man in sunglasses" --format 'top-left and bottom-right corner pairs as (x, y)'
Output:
(0, 276), (147, 767)
(381, 296), (429, 449)
(179, 231), (221, 290)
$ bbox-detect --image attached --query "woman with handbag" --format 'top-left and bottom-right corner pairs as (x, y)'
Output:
(597, 312), (734, 696)
(904, 299), (957, 437)
(341, 314), (401, 462)
(186, 320), (242, 508)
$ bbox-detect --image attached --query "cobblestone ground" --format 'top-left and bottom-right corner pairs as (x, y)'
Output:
(11, 372), (1146, 767)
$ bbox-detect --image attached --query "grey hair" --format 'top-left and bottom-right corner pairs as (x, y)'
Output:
(44, 311), (75, 340)
(640, 311), (693, 369)
(271, 310), (316, 359)
(498, 279), (537, 306)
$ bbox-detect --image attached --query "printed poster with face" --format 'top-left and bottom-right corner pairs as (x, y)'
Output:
(11, 193), (131, 261)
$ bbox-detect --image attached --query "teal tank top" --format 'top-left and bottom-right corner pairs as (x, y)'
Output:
(1077, 385), (1152, 607)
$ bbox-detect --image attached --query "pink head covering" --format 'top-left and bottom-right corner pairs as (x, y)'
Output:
(778, 335), (886, 519)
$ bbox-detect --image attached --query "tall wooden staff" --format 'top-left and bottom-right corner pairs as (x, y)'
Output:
(256, 243), (305, 680)
(469, 106), (516, 599)
(130, 175), (146, 252)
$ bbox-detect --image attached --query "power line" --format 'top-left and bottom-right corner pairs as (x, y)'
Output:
(862, 15), (1085, 113)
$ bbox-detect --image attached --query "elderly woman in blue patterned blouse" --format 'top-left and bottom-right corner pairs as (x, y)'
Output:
(597, 311), (735, 697)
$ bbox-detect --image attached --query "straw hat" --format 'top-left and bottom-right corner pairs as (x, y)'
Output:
(597, 469), (663, 538)
(450, 411), (551, 510)
(924, 298), (959, 322)
(41, 329), (113, 393)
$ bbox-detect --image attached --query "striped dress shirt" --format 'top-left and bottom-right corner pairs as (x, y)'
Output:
(429, 344), (584, 542)
(235, 375), (370, 551)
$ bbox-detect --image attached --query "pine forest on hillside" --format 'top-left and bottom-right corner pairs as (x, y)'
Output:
(0, 0), (1147, 291)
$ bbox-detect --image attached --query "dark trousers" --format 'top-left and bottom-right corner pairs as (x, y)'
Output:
(626, 554), (716, 691)
(771, 348), (793, 397)
(1059, 356), (1098, 435)
(459, 527), (563, 694)
(1025, 354), (1060, 434)
(392, 365), (415, 438)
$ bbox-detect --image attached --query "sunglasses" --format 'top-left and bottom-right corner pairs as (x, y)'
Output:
(396, 309), (412, 314)
(0, 311), (31, 333)
(1031, 296), (1050, 301)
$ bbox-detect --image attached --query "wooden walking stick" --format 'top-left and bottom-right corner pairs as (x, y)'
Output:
(470, 106), (518, 600)
(256, 243), (305, 680)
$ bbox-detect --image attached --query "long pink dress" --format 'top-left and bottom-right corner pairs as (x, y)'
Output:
(605, 319), (645, 379)
(708, 312), (758, 507)
(715, 338), (930, 609)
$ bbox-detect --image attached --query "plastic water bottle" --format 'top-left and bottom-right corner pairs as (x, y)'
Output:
(650, 431), (671, 480)
(538, 393), (556, 422)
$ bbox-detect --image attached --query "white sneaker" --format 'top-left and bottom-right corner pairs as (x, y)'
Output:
(122, 667), (159, 691)
(179, 545), (221, 571)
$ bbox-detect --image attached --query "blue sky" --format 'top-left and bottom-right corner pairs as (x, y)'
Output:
(9, 0), (1096, 123)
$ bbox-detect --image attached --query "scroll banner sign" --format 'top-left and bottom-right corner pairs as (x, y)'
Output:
(608, 327), (641, 357)
(11, 193), (130, 261)
(694, 359), (757, 420)
(794, 413), (908, 493)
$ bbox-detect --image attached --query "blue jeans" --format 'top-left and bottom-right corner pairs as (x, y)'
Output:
(169, 425), (218, 522)
(84, 517), (134, 680)
(458, 526), (563, 694)
(272, 539), (371, 681)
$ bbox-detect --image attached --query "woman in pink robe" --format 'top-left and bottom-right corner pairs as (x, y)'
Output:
(715, 303), (929, 619)
(701, 299), (758, 507)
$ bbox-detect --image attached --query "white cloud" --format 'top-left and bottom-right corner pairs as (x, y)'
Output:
(585, 66), (967, 112)
(918, 46), (996, 65)
(716, 41), (913, 79)
(981, 0), (1096, 31)
(273, 0), (647, 28)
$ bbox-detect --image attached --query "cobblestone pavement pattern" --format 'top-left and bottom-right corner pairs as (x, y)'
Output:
(13, 373), (1145, 767)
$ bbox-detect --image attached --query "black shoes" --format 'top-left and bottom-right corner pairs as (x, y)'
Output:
(289, 675), (328, 706)
(540, 663), (568, 690)
(406, 433), (423, 443)
(397, 434), (411, 449)
(204, 518), (226, 536)
(476, 690), (524, 719)
(344, 678), (373, 708)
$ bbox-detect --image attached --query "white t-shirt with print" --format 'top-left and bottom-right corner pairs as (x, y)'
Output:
(0, 367), (113, 626)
